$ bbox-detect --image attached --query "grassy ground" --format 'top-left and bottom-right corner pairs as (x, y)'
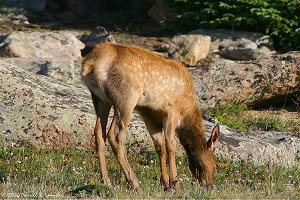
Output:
(0, 147), (299, 199)
(207, 103), (300, 133)
(1, 105), (298, 199)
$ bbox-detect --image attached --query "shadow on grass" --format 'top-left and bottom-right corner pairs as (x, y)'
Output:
(68, 184), (112, 198)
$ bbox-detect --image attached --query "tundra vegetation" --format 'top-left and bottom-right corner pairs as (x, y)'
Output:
(0, 147), (299, 199)
(0, 0), (299, 199)
(207, 103), (300, 133)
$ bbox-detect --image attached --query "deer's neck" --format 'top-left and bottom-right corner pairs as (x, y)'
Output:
(177, 107), (207, 154)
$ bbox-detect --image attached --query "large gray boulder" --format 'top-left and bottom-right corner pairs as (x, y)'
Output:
(0, 60), (148, 149)
(218, 46), (265, 61)
(190, 52), (300, 108)
(0, 31), (84, 61)
(190, 29), (275, 60)
(207, 122), (300, 167)
(0, 31), (85, 83)
(168, 34), (211, 66)
(0, 60), (94, 149)
(0, 60), (299, 167)
(0, 13), (29, 25)
(1, 57), (82, 83)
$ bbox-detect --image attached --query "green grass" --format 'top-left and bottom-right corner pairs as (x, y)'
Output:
(207, 103), (248, 132)
(0, 147), (299, 199)
(207, 103), (300, 133)
(244, 114), (300, 132)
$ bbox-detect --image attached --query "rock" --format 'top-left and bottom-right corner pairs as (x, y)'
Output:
(0, 60), (150, 149)
(1, 57), (81, 83)
(0, 31), (84, 82)
(218, 47), (265, 61)
(0, 31), (84, 60)
(113, 33), (170, 54)
(148, 0), (177, 22)
(0, 60), (94, 149)
(1, 60), (299, 167)
(80, 26), (115, 56)
(0, 0), (46, 12)
(190, 52), (300, 108)
(1, 13), (29, 25)
(153, 43), (169, 52)
(168, 34), (211, 66)
(205, 122), (300, 167)
(190, 29), (275, 60)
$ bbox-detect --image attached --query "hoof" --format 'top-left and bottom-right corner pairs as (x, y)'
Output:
(164, 180), (179, 192)
(101, 179), (112, 186)
(170, 180), (179, 192)
(133, 187), (143, 193)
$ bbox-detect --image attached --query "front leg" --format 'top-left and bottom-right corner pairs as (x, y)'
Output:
(139, 111), (169, 189)
(163, 115), (178, 191)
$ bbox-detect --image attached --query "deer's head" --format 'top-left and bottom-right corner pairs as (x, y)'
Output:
(187, 124), (220, 186)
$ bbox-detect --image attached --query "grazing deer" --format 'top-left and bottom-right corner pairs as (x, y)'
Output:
(81, 42), (220, 191)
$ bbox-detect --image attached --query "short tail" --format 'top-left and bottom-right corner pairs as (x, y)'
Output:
(81, 59), (94, 77)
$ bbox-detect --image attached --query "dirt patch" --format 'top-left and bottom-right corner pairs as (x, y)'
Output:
(28, 122), (95, 150)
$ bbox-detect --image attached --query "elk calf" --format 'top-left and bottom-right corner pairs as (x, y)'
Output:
(81, 43), (220, 191)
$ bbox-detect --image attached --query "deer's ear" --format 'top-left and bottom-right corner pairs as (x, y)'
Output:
(207, 124), (220, 151)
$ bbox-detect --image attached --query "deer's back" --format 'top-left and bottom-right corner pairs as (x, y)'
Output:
(82, 43), (198, 117)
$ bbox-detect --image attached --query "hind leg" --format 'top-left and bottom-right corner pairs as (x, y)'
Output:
(107, 103), (141, 191)
(91, 92), (111, 184)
